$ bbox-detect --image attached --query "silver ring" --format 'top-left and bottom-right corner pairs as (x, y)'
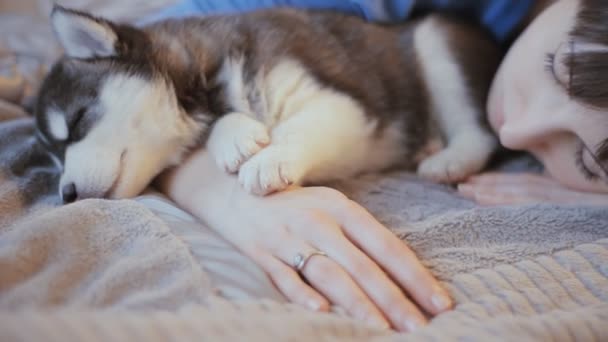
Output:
(292, 250), (327, 273)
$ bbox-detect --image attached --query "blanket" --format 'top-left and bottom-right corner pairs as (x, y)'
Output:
(1, 1), (607, 341)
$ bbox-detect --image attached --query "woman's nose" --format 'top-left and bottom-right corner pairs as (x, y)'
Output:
(498, 91), (564, 150)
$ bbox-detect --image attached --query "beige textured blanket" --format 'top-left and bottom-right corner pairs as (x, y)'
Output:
(1, 1), (607, 341)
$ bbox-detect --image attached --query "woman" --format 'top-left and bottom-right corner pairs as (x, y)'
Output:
(458, 0), (608, 206)
(157, 0), (608, 332)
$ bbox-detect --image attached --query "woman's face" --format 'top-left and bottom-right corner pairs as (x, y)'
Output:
(488, 0), (608, 193)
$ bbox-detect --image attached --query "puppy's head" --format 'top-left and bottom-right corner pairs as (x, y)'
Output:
(36, 6), (205, 203)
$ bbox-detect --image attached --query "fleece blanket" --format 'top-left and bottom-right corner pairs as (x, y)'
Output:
(1, 1), (607, 341)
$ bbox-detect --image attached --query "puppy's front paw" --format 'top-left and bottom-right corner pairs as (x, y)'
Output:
(418, 133), (496, 183)
(207, 113), (270, 173)
(417, 150), (482, 183)
(238, 146), (304, 196)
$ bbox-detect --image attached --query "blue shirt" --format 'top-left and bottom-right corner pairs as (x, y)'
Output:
(142, 0), (535, 43)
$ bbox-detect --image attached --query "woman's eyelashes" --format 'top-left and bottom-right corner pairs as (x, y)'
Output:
(544, 53), (569, 89)
(544, 43), (573, 89)
(574, 142), (605, 182)
(575, 144), (598, 181)
(544, 53), (560, 84)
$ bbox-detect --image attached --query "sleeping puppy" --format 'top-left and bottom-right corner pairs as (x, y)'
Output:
(34, 6), (501, 203)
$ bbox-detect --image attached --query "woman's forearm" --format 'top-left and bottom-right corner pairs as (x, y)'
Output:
(156, 150), (240, 226)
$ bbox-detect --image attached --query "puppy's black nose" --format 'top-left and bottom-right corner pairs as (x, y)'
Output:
(61, 183), (78, 203)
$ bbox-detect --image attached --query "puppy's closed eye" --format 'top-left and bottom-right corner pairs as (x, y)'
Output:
(67, 106), (87, 142)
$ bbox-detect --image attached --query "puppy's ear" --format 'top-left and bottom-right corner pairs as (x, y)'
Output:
(51, 5), (118, 59)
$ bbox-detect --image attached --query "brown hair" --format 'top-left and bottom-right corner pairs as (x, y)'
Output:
(566, 0), (608, 109)
(564, 0), (608, 164)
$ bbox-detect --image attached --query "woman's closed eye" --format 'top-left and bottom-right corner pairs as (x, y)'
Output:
(575, 141), (608, 183)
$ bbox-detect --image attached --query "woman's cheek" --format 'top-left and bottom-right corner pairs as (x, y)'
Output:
(541, 150), (608, 193)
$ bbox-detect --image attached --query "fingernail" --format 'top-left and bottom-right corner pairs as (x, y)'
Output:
(405, 319), (423, 332)
(431, 293), (452, 312)
(368, 316), (390, 330)
(458, 184), (472, 194)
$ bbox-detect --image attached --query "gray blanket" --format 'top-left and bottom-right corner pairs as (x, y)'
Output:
(1, 2), (607, 341)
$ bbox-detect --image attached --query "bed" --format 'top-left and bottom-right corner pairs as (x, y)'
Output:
(1, 1), (607, 341)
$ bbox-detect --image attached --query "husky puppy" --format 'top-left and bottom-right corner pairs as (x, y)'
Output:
(35, 6), (500, 203)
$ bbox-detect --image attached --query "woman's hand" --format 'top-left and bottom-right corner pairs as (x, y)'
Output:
(157, 150), (452, 332)
(458, 172), (608, 206)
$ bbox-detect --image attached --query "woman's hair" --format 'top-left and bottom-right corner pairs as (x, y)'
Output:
(566, 0), (608, 162)
(566, 0), (608, 109)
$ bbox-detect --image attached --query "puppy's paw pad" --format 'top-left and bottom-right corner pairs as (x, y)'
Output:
(238, 147), (301, 196)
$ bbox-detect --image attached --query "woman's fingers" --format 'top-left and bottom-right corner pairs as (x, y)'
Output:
(466, 172), (558, 186)
(312, 226), (429, 331)
(216, 186), (450, 330)
(247, 247), (330, 312)
(458, 173), (566, 205)
(458, 183), (540, 205)
(325, 198), (452, 317)
(271, 237), (391, 330)
(301, 254), (392, 329)
(463, 187), (539, 205)
(458, 182), (586, 206)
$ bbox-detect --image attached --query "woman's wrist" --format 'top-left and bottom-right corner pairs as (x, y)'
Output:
(156, 149), (240, 224)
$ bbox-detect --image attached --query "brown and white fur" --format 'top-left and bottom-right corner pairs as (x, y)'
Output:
(35, 6), (501, 202)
